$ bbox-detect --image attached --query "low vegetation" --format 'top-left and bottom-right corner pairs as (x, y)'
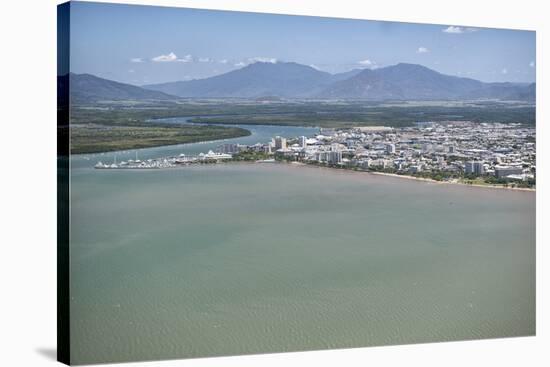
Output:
(70, 124), (250, 154)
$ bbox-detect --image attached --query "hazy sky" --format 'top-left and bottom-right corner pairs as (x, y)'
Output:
(69, 1), (536, 85)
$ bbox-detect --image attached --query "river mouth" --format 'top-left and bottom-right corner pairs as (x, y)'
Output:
(70, 117), (319, 170)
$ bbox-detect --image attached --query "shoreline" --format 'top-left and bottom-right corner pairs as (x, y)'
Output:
(77, 116), (534, 192)
(367, 170), (535, 192)
(282, 162), (535, 192)
(93, 159), (536, 192)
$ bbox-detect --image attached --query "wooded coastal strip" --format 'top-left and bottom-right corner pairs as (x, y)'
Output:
(70, 123), (250, 154)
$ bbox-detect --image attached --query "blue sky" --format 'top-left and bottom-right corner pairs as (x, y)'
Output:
(69, 1), (536, 85)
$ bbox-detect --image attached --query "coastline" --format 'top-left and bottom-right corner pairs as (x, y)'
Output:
(282, 162), (535, 192)
(367, 171), (535, 192)
(91, 158), (536, 192)
(76, 116), (534, 192)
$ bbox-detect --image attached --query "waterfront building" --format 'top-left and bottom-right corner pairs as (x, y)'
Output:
(274, 136), (287, 150)
(314, 151), (326, 162)
(465, 161), (484, 175)
(495, 166), (523, 178)
(299, 136), (307, 148)
(328, 151), (343, 164)
(200, 150), (233, 161)
(410, 165), (422, 173)
(216, 143), (240, 154)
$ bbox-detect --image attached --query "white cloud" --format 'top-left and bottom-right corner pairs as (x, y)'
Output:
(248, 57), (278, 64)
(417, 47), (429, 54)
(128, 69), (135, 73)
(152, 52), (178, 62)
(309, 64), (321, 70)
(232, 57), (279, 67)
(152, 52), (193, 63)
(177, 54), (193, 63)
(130, 58), (143, 63)
(358, 59), (373, 66)
(501, 68), (508, 74)
(443, 26), (463, 34)
(357, 59), (378, 69)
(198, 57), (212, 63)
(529, 61), (535, 68)
(443, 26), (477, 34)
(219, 59), (228, 64)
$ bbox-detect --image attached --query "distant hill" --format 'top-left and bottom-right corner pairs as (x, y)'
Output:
(67, 73), (177, 103)
(317, 63), (535, 101)
(144, 62), (339, 98)
(143, 62), (534, 101)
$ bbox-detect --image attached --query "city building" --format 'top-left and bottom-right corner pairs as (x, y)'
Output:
(327, 151), (342, 164)
(495, 166), (523, 178)
(216, 143), (240, 154)
(465, 161), (484, 175)
(274, 136), (287, 150)
(299, 136), (307, 148)
(199, 150), (233, 161)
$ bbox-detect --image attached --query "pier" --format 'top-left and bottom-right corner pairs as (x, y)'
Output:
(95, 150), (233, 169)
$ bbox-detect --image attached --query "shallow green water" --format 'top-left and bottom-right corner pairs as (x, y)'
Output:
(69, 162), (535, 365)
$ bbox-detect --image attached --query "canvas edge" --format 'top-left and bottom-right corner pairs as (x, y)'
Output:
(57, 1), (71, 365)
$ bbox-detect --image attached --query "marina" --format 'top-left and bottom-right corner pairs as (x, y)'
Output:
(94, 151), (233, 169)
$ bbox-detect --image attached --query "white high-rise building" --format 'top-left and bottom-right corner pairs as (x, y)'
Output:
(464, 161), (484, 175)
(385, 143), (396, 154)
(299, 136), (307, 148)
(216, 143), (240, 154)
(274, 136), (287, 150)
(327, 151), (342, 164)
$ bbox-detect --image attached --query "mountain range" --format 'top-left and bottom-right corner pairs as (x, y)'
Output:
(67, 62), (536, 102)
(64, 73), (176, 103)
(144, 62), (364, 99)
